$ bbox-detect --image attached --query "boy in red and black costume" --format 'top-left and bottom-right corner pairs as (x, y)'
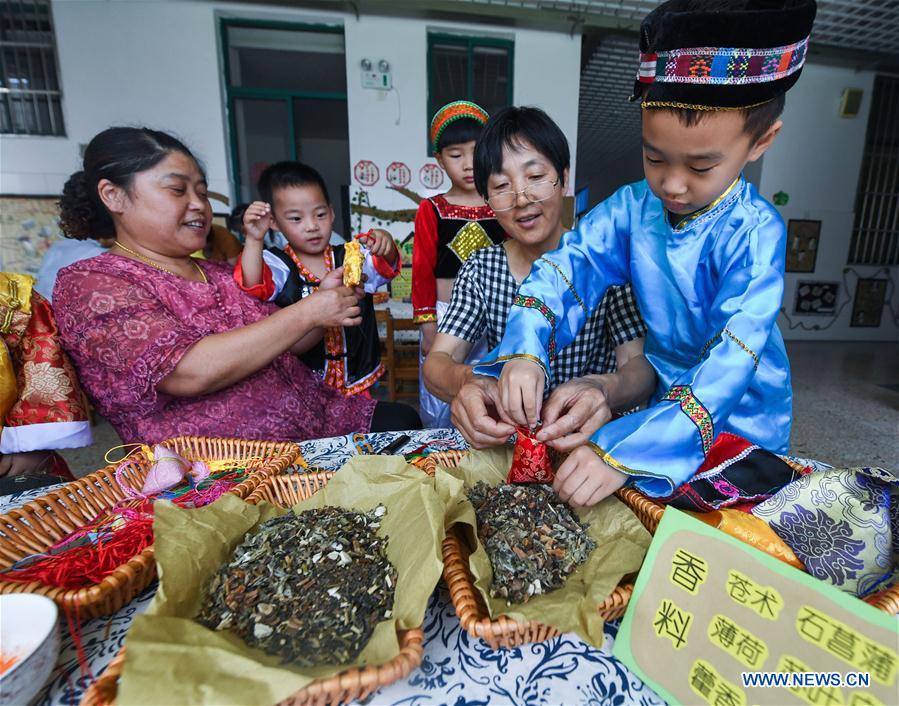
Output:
(413, 101), (506, 427)
(237, 162), (401, 397)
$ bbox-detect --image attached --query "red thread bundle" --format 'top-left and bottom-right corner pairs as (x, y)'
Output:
(1, 469), (248, 590)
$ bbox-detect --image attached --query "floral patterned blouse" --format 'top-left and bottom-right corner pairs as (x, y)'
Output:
(53, 252), (375, 444)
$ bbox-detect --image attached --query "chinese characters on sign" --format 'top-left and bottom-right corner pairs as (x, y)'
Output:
(795, 607), (896, 687)
(614, 510), (899, 706)
(726, 569), (784, 620)
(386, 161), (411, 188)
(354, 160), (380, 186)
(419, 163), (444, 190)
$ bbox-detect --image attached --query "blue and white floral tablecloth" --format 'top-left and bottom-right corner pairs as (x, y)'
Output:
(0, 429), (665, 706)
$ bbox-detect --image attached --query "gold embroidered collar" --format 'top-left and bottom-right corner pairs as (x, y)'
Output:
(672, 177), (742, 231)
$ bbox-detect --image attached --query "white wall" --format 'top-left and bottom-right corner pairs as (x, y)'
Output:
(0, 0), (236, 197)
(0, 0), (581, 231)
(343, 14), (581, 235)
(758, 62), (898, 342)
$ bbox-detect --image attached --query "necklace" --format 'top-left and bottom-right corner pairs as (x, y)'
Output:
(113, 241), (208, 284)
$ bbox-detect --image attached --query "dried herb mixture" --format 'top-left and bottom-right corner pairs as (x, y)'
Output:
(197, 505), (396, 666)
(467, 482), (596, 604)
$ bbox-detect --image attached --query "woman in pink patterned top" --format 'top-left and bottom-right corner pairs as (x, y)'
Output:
(53, 127), (420, 444)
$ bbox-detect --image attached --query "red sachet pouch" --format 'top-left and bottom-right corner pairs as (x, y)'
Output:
(507, 426), (555, 484)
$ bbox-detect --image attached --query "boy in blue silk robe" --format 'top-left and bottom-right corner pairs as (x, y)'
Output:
(474, 0), (818, 505)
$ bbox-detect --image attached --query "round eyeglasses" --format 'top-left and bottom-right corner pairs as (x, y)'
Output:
(486, 178), (560, 212)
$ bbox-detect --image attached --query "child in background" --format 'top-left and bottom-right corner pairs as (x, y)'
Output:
(413, 101), (506, 427)
(236, 161), (401, 397)
(476, 0), (816, 506)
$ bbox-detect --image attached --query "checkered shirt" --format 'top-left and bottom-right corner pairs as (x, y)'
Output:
(438, 244), (646, 390)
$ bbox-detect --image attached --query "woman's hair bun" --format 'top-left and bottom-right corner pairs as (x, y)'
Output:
(59, 169), (115, 240)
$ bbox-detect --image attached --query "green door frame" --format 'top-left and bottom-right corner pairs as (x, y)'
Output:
(220, 18), (348, 200)
(426, 32), (515, 152)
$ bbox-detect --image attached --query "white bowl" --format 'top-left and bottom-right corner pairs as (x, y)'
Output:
(0, 594), (60, 706)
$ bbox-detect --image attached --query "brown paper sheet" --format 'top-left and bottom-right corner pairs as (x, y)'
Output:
(435, 446), (652, 648)
(119, 457), (445, 706)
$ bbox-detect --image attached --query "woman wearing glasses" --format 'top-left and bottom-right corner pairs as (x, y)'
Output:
(423, 106), (655, 451)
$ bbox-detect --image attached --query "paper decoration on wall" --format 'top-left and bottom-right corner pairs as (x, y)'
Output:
(389, 266), (412, 301)
(419, 163), (444, 190)
(353, 160), (380, 186)
(773, 191), (789, 206)
(389, 185), (424, 205)
(0, 196), (63, 276)
(350, 190), (418, 233)
(850, 278), (887, 328)
(794, 281), (839, 316)
(614, 509), (899, 706)
(398, 234), (414, 265)
(386, 161), (411, 188)
(786, 220), (821, 273)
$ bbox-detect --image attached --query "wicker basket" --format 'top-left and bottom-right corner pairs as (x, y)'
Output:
(423, 450), (899, 649)
(0, 436), (299, 619)
(419, 451), (654, 649)
(80, 470), (425, 706)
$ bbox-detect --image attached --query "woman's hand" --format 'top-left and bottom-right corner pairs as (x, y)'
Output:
(305, 287), (362, 328)
(243, 201), (272, 242)
(538, 376), (613, 452)
(451, 377), (516, 449)
(358, 228), (398, 263)
(497, 358), (545, 428)
(320, 266), (364, 297)
(553, 445), (628, 507)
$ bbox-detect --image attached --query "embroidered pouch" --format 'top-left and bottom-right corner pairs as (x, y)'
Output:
(660, 432), (807, 512)
(752, 466), (899, 597)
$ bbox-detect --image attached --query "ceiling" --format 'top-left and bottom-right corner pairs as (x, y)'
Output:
(261, 0), (899, 191)
(430, 1), (899, 187)
(447, 1), (899, 56)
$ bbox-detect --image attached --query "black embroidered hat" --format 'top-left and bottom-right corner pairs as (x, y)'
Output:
(631, 0), (818, 110)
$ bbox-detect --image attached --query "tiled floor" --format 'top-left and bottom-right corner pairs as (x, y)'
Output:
(786, 340), (897, 468)
(59, 341), (897, 478)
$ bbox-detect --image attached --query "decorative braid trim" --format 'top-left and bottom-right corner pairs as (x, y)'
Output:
(538, 257), (588, 315)
(693, 444), (759, 481)
(641, 99), (772, 111)
(637, 37), (808, 87)
(586, 442), (669, 481)
(513, 294), (558, 360)
(413, 312), (437, 324)
(723, 328), (760, 370)
(698, 328), (759, 370)
(662, 384), (714, 455)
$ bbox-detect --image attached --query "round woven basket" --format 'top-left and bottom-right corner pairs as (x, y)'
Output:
(421, 450), (899, 649)
(0, 436), (299, 619)
(81, 469), (426, 706)
(419, 451), (654, 649)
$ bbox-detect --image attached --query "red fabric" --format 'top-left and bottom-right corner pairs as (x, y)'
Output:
(507, 426), (555, 484)
(658, 432), (804, 513)
(411, 199), (438, 322)
(3, 290), (88, 429)
(370, 248), (402, 281)
(233, 257), (275, 300)
(695, 431), (752, 474)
